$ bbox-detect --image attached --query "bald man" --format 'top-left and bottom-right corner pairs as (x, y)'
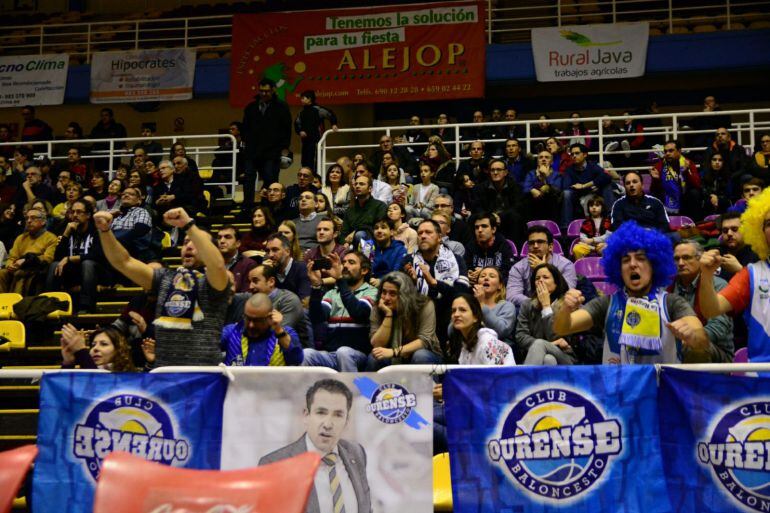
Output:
(221, 292), (303, 366)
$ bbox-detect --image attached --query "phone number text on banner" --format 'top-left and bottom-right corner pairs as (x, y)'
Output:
(0, 54), (68, 107)
(229, 1), (485, 107)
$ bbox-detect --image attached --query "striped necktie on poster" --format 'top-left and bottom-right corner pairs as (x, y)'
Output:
(322, 453), (346, 513)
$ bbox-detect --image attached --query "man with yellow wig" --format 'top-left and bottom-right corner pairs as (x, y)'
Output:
(700, 187), (770, 361)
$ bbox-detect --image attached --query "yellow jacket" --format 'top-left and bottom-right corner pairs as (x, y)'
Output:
(6, 230), (59, 267)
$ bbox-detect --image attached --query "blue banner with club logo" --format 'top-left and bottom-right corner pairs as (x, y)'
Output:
(444, 365), (669, 513)
(33, 372), (227, 513)
(659, 367), (770, 513)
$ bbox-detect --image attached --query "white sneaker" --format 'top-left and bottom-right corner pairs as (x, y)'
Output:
(604, 141), (619, 153)
(621, 140), (631, 158)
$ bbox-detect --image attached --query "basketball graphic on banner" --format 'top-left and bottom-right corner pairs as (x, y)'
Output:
(698, 400), (770, 512)
(488, 385), (623, 504)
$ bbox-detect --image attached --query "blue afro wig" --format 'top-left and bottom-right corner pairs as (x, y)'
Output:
(600, 221), (676, 291)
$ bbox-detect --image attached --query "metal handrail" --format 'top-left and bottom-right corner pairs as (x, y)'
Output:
(2, 0), (768, 60)
(0, 133), (239, 200)
(3, 363), (770, 381)
(487, 0), (770, 41)
(0, 14), (233, 63)
(317, 107), (770, 179)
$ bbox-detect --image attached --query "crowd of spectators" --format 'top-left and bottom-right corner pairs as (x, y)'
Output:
(1, 91), (770, 391)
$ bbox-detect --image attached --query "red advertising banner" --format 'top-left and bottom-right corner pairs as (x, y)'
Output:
(230, 1), (485, 107)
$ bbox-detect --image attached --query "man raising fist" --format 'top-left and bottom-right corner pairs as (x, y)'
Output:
(95, 207), (231, 366)
(699, 188), (770, 362)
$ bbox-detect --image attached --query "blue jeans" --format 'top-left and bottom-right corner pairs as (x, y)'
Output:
(365, 348), (442, 371)
(302, 347), (368, 372)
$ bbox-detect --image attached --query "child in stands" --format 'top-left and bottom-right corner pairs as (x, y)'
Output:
(572, 195), (612, 260)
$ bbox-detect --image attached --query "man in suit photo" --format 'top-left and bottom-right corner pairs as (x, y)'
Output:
(259, 378), (372, 513)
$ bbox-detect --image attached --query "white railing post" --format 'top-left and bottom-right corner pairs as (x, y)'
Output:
(454, 124), (461, 170)
(525, 122), (531, 155)
(39, 26), (44, 54)
(672, 114), (678, 143)
(134, 20), (140, 50)
(749, 111), (756, 152)
(612, 0), (617, 23)
(184, 18), (189, 48)
(726, 0), (732, 29)
(108, 140), (115, 177)
(668, 0), (674, 33)
(86, 24), (92, 63)
(487, 0), (493, 44)
(557, 0), (562, 27)
(598, 119), (605, 166)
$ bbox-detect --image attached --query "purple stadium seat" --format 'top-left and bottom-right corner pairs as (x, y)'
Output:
(506, 239), (518, 258)
(567, 219), (583, 238)
(520, 239), (563, 257)
(527, 220), (561, 237)
(669, 215), (695, 230)
(574, 256), (606, 280)
(594, 281), (618, 296)
(733, 347), (748, 363)
(704, 214), (720, 223)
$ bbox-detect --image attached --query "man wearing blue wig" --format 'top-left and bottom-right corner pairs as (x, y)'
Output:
(554, 221), (709, 364)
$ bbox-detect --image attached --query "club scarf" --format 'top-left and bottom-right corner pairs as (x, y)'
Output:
(413, 244), (459, 295)
(661, 156), (688, 212)
(607, 290), (664, 358)
(154, 267), (204, 329)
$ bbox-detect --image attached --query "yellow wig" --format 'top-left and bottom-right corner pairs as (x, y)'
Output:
(740, 187), (770, 260)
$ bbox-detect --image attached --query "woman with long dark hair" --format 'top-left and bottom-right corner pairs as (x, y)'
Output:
(515, 263), (577, 365)
(321, 163), (350, 217)
(449, 293), (515, 365)
(240, 205), (275, 253)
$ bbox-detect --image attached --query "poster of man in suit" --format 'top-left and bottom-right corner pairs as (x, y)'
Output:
(220, 370), (433, 513)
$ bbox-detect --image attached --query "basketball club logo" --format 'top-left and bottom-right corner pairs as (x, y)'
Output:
(72, 393), (191, 480)
(365, 383), (417, 425)
(488, 386), (623, 504)
(698, 400), (770, 512)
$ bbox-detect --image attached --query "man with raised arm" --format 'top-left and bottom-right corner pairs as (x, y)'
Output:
(554, 221), (709, 364)
(94, 207), (231, 366)
(699, 188), (770, 362)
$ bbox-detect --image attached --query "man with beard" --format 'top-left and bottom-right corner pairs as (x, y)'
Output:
(46, 199), (110, 313)
(699, 188), (770, 362)
(404, 219), (469, 354)
(304, 251), (378, 371)
(221, 292), (302, 366)
(94, 207), (231, 366)
(555, 221), (709, 364)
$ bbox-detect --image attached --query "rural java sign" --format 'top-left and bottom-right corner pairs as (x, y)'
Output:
(531, 22), (649, 82)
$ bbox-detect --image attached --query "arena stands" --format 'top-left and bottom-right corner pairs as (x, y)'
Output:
(1, 1), (770, 511)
